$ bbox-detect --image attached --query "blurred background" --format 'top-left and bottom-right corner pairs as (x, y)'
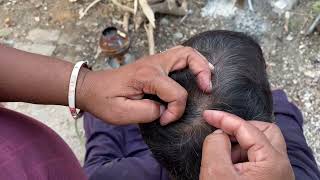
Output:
(0, 0), (319, 166)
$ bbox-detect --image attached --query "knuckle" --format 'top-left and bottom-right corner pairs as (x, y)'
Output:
(132, 66), (162, 87)
(177, 46), (193, 57)
(175, 89), (188, 106)
(269, 123), (281, 132)
(184, 46), (194, 52)
(180, 89), (188, 99)
(204, 133), (219, 144)
(135, 65), (159, 77)
(170, 111), (181, 120)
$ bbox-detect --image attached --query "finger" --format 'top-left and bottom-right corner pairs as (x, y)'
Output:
(203, 110), (275, 163)
(200, 129), (236, 180)
(145, 75), (188, 125)
(158, 46), (213, 93)
(109, 98), (165, 124)
(231, 122), (285, 162)
(249, 121), (287, 155)
(231, 144), (248, 163)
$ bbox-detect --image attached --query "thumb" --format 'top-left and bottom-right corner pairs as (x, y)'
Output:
(200, 129), (237, 180)
(108, 97), (165, 124)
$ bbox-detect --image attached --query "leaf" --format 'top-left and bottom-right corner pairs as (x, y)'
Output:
(312, 1), (320, 13)
(138, 0), (155, 28)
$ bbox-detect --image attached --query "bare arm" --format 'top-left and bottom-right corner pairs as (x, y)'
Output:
(0, 45), (212, 125)
(0, 44), (89, 106)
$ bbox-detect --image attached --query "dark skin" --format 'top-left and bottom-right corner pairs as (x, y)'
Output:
(201, 110), (294, 180)
(0, 45), (212, 125)
(0, 44), (75, 106)
(0, 44), (294, 179)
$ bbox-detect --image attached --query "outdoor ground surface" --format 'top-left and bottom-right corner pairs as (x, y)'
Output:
(1, 0), (319, 167)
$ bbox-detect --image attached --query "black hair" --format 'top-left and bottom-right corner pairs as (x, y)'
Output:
(140, 30), (273, 180)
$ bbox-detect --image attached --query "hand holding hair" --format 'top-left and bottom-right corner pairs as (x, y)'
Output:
(0, 45), (211, 125)
(78, 46), (213, 125)
(200, 110), (294, 180)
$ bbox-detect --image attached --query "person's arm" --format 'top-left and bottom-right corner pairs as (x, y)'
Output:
(0, 44), (87, 106)
(0, 45), (213, 125)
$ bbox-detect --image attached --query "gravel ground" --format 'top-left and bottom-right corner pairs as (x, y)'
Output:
(1, 0), (319, 167)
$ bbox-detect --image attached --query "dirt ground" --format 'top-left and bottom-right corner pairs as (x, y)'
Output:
(1, 0), (319, 167)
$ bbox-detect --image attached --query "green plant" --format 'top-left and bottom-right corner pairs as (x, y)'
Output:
(312, 1), (320, 13)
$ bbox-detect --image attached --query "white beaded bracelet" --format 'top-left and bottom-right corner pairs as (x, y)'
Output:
(68, 61), (88, 120)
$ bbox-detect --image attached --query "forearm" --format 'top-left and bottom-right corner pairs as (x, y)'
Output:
(0, 44), (87, 107)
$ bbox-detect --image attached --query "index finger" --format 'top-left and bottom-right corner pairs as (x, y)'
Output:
(203, 110), (275, 163)
(155, 46), (213, 93)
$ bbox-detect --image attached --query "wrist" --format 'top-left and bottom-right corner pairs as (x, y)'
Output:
(75, 66), (92, 111)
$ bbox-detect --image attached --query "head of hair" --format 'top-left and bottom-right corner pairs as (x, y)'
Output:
(140, 30), (273, 180)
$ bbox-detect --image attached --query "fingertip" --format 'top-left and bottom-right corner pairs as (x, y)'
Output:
(160, 120), (168, 126)
(209, 62), (215, 71)
(207, 81), (213, 93)
(203, 110), (225, 126)
(159, 111), (171, 126)
(202, 110), (212, 119)
(159, 110), (180, 126)
(204, 110), (226, 116)
(203, 110), (219, 119)
(160, 105), (165, 115)
(213, 129), (223, 134)
(197, 71), (212, 93)
(160, 117), (170, 126)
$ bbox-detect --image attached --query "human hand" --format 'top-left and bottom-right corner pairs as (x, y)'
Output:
(230, 120), (288, 164)
(78, 46), (213, 125)
(200, 110), (294, 180)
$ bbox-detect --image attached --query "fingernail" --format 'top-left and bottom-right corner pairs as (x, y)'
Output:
(160, 105), (165, 115)
(160, 119), (169, 126)
(209, 63), (214, 71)
(234, 165), (241, 172)
(213, 129), (223, 134)
(195, 49), (207, 61)
(208, 81), (212, 91)
(204, 110), (220, 116)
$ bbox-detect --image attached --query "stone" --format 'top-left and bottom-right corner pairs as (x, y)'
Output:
(201, 0), (237, 18)
(304, 70), (319, 78)
(34, 17), (40, 22)
(26, 28), (61, 43)
(160, 18), (169, 26)
(123, 53), (135, 65)
(173, 32), (183, 40)
(75, 45), (83, 51)
(108, 58), (120, 69)
(299, 44), (306, 49)
(286, 34), (294, 41)
(14, 42), (56, 56)
(270, 0), (298, 14)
